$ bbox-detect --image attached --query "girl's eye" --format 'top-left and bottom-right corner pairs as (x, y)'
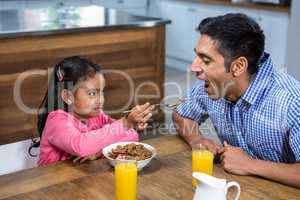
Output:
(88, 91), (97, 96)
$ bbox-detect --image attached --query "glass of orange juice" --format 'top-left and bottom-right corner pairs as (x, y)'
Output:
(115, 159), (138, 200)
(192, 146), (214, 187)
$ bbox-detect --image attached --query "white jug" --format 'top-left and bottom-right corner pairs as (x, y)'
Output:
(192, 172), (240, 200)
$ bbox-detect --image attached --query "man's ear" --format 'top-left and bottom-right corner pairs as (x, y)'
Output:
(61, 89), (73, 105)
(230, 56), (248, 77)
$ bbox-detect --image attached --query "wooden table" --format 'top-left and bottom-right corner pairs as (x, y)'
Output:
(0, 135), (299, 200)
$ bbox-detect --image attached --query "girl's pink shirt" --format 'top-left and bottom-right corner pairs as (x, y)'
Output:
(38, 110), (139, 166)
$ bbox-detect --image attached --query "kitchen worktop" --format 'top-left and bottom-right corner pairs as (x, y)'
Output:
(0, 4), (170, 38)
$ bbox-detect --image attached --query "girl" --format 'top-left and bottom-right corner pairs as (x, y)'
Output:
(31, 56), (153, 166)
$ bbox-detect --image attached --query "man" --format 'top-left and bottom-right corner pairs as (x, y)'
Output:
(173, 13), (300, 188)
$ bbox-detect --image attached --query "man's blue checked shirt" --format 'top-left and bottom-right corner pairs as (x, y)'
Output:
(176, 53), (300, 163)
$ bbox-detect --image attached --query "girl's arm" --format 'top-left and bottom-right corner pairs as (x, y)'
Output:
(46, 112), (138, 157)
(100, 112), (140, 142)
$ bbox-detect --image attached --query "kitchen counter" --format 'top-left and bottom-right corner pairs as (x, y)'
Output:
(0, 4), (170, 39)
(0, 4), (169, 144)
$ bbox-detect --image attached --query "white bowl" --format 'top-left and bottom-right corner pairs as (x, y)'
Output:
(102, 141), (157, 171)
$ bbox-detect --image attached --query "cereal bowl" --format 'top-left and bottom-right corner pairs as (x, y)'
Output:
(102, 142), (157, 171)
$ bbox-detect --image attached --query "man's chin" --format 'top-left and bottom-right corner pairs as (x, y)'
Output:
(206, 91), (223, 100)
(205, 87), (224, 100)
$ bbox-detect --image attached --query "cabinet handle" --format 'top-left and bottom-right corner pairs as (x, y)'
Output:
(57, 1), (64, 7)
(188, 8), (197, 12)
(187, 8), (196, 12)
(117, 0), (124, 4)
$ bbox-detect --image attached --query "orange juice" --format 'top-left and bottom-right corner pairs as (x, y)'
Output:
(115, 162), (137, 200)
(192, 150), (214, 187)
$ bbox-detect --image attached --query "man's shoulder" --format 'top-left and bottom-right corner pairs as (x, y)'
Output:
(272, 71), (300, 100)
(267, 71), (300, 111)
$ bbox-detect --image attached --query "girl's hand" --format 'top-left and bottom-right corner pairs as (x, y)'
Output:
(73, 153), (103, 164)
(137, 122), (148, 130)
(123, 102), (154, 129)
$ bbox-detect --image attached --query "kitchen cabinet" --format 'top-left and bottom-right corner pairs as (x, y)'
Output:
(151, 0), (189, 61)
(93, 0), (147, 8)
(0, 0), (91, 10)
(25, 0), (92, 9)
(150, 0), (289, 70)
(184, 4), (234, 61)
(120, 7), (147, 16)
(237, 8), (289, 69)
(92, 0), (148, 16)
(25, 1), (56, 9)
(56, 0), (92, 7)
(0, 0), (26, 10)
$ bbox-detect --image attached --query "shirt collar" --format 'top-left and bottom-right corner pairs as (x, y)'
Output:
(241, 53), (275, 105)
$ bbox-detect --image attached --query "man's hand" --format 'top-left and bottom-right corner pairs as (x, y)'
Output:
(219, 141), (254, 175)
(172, 111), (221, 155)
(190, 136), (222, 155)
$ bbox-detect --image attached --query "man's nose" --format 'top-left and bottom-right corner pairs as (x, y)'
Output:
(191, 57), (204, 74)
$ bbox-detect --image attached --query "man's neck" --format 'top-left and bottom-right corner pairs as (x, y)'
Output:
(226, 74), (254, 103)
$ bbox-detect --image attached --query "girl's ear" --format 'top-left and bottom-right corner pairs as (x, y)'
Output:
(61, 89), (73, 105)
(230, 56), (248, 77)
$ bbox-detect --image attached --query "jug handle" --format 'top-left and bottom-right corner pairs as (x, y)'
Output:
(225, 181), (240, 200)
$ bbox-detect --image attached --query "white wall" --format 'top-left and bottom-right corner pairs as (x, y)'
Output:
(286, 0), (300, 81)
(0, 139), (39, 175)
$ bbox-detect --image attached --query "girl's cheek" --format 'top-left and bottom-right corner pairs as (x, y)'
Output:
(100, 95), (105, 104)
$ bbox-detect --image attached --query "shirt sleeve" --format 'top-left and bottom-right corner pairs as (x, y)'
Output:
(46, 112), (139, 157)
(99, 111), (115, 124)
(176, 80), (208, 124)
(288, 101), (300, 162)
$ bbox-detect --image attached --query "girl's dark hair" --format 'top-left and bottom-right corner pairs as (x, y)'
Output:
(198, 13), (265, 75)
(29, 56), (101, 156)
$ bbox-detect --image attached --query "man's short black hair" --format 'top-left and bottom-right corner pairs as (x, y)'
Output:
(198, 13), (265, 75)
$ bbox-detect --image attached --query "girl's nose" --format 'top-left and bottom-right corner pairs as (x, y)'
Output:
(99, 95), (104, 104)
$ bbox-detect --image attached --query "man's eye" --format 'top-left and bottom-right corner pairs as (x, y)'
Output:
(203, 59), (210, 65)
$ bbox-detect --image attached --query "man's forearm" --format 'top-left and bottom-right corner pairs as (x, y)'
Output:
(172, 111), (203, 145)
(172, 111), (222, 154)
(249, 159), (300, 189)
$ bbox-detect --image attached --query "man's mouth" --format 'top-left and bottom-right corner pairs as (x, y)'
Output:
(204, 80), (210, 88)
